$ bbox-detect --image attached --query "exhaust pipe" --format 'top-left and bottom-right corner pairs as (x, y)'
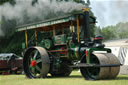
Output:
(83, 9), (91, 43)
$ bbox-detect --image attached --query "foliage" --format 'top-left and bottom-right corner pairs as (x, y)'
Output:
(0, 0), (15, 5)
(101, 26), (116, 40)
(0, 0), (8, 5)
(0, 32), (24, 56)
(95, 22), (128, 41)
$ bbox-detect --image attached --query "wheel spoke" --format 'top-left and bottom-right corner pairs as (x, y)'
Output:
(32, 67), (35, 73)
(36, 59), (42, 63)
(33, 51), (39, 59)
(36, 66), (41, 72)
(32, 67), (37, 75)
(30, 57), (33, 61)
(29, 65), (32, 70)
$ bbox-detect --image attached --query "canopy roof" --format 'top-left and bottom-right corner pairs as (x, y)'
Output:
(16, 14), (75, 32)
(16, 10), (96, 32)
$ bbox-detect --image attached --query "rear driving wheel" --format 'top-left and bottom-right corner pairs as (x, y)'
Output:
(23, 47), (50, 78)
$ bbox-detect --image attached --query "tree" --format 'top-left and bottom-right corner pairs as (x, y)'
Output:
(101, 26), (116, 40)
(0, 0), (9, 5)
(99, 22), (128, 41)
(0, 0), (15, 5)
(94, 26), (102, 36)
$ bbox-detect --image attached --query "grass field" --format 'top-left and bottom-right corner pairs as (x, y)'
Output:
(0, 70), (128, 85)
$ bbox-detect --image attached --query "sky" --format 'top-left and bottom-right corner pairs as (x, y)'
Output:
(88, 0), (128, 27)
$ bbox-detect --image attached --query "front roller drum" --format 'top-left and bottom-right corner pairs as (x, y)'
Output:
(80, 53), (120, 80)
(23, 47), (50, 78)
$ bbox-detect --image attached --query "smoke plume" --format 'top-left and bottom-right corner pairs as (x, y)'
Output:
(0, 0), (86, 37)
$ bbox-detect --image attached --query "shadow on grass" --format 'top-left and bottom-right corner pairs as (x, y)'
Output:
(47, 75), (83, 79)
(47, 75), (128, 80)
(91, 76), (128, 81)
(114, 76), (128, 80)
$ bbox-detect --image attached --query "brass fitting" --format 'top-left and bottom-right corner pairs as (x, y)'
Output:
(82, 8), (90, 12)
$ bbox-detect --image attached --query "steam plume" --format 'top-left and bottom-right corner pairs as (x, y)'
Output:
(0, 0), (86, 37)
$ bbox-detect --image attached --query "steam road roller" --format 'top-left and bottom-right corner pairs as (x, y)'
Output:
(16, 8), (120, 80)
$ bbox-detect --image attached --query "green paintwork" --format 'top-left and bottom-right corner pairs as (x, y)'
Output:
(85, 47), (111, 64)
(86, 48), (90, 64)
(22, 43), (26, 49)
(53, 34), (67, 45)
(68, 42), (80, 60)
(44, 39), (53, 49)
